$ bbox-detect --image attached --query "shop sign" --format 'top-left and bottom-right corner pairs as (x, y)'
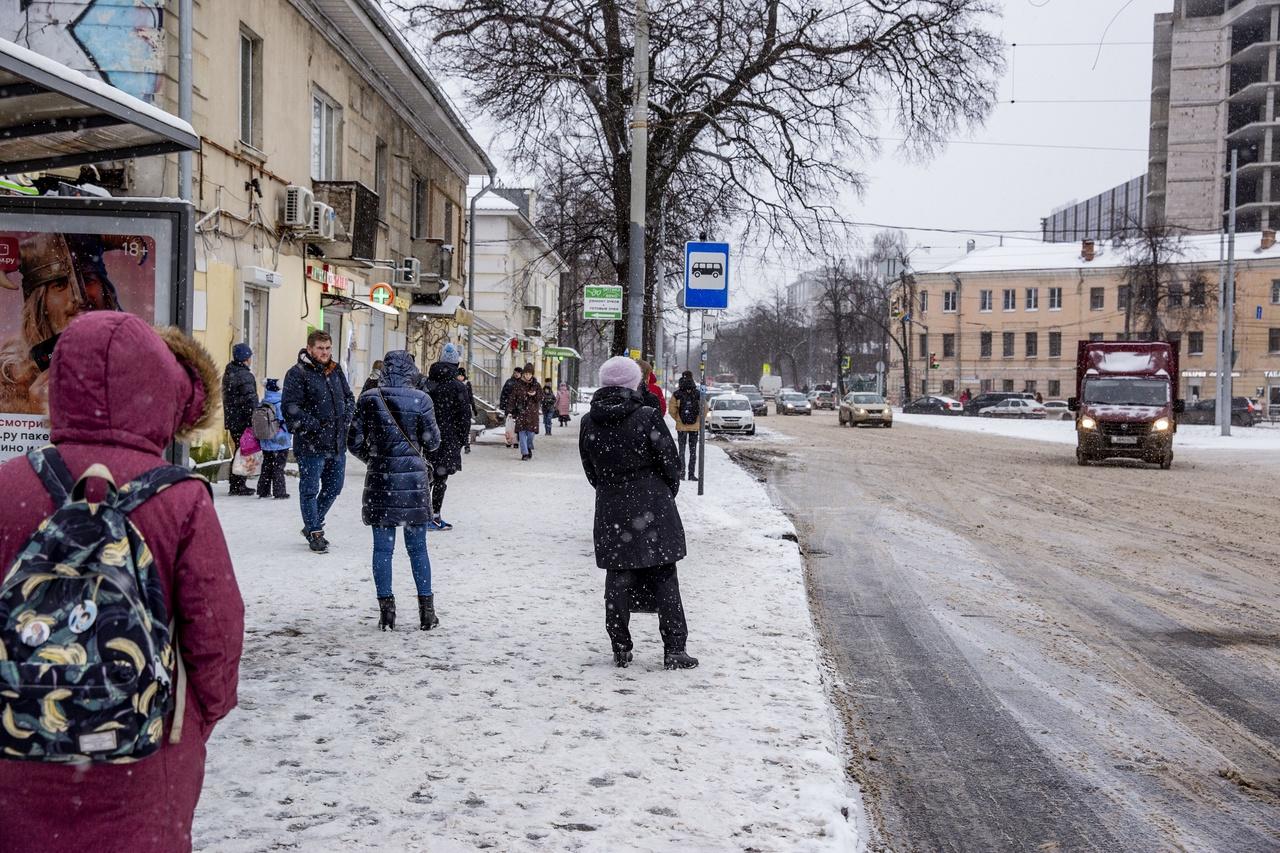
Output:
(305, 260), (351, 294)
(393, 296), (411, 311)
(369, 282), (395, 305)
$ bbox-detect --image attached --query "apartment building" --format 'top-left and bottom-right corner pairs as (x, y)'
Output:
(1042, 175), (1148, 243)
(890, 233), (1280, 414)
(4, 0), (492, 452)
(1147, 0), (1280, 233)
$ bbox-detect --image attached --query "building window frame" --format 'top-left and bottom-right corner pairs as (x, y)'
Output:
(411, 174), (428, 240)
(1048, 331), (1062, 358)
(1025, 331), (1038, 358)
(1025, 287), (1039, 311)
(1048, 287), (1062, 311)
(1190, 281), (1206, 308)
(1272, 280), (1280, 304)
(1003, 288), (1016, 312)
(943, 333), (956, 358)
(1048, 379), (1061, 397)
(239, 28), (263, 150)
(374, 138), (388, 221)
(980, 289), (993, 312)
(1002, 331), (1015, 358)
(919, 291), (929, 314)
(1188, 330), (1204, 355)
(310, 88), (342, 180)
(1090, 287), (1105, 311)
(1270, 327), (1280, 354)
(943, 290), (958, 313)
(980, 331), (992, 358)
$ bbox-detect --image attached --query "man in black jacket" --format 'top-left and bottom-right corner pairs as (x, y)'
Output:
(221, 342), (258, 496)
(416, 342), (472, 530)
(499, 365), (523, 448)
(282, 330), (355, 553)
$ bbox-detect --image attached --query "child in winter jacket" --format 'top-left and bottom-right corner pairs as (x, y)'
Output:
(257, 378), (293, 499)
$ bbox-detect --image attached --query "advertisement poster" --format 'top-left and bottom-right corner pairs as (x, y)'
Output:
(0, 199), (188, 461)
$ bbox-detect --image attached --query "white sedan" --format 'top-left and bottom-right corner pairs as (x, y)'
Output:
(1042, 400), (1071, 420)
(979, 399), (1048, 419)
(707, 394), (756, 435)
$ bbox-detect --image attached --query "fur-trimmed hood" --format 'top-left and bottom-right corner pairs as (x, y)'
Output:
(48, 312), (221, 454)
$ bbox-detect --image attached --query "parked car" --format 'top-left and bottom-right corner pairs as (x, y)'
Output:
(979, 398), (1047, 419)
(707, 394), (756, 435)
(1178, 397), (1260, 427)
(902, 395), (964, 416)
(964, 391), (1035, 416)
(777, 392), (812, 415)
(839, 392), (893, 427)
(1042, 400), (1071, 420)
(807, 390), (836, 410)
(737, 384), (768, 416)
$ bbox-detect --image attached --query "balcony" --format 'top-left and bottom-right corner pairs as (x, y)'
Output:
(1229, 79), (1280, 106)
(406, 237), (455, 296)
(1225, 119), (1280, 145)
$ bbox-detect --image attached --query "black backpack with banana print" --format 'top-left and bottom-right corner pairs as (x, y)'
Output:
(0, 446), (208, 763)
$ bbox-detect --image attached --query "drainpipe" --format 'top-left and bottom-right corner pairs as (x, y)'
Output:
(179, 0), (193, 202)
(467, 169), (498, 379)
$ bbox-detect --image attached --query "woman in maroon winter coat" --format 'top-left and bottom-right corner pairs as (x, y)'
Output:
(0, 311), (245, 853)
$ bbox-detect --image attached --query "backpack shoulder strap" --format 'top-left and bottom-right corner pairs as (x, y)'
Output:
(26, 445), (74, 507)
(116, 465), (212, 515)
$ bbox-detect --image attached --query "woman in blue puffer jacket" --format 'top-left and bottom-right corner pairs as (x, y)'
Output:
(347, 350), (442, 631)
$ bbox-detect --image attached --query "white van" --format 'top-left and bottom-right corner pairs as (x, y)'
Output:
(758, 374), (782, 400)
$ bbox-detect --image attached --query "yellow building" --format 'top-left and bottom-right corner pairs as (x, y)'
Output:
(891, 235), (1280, 413)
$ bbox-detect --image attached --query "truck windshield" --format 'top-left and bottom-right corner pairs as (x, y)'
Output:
(1082, 378), (1169, 406)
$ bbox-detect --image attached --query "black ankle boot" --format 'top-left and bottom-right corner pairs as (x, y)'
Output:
(663, 649), (699, 670)
(378, 596), (396, 631)
(613, 649), (633, 668)
(418, 595), (440, 631)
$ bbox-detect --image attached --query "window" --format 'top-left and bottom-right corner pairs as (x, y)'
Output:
(1049, 287), (1062, 310)
(1048, 379), (1061, 397)
(1002, 379), (1015, 392)
(1115, 332), (1130, 342)
(943, 333), (956, 358)
(943, 290), (958, 312)
(919, 291), (929, 313)
(1003, 289), (1016, 311)
(941, 379), (956, 395)
(1188, 331), (1204, 354)
(1190, 281), (1206, 307)
(919, 333), (928, 355)
(311, 90), (341, 180)
(980, 290), (993, 312)
(374, 139), (388, 219)
(411, 175), (428, 240)
(238, 30), (262, 148)
(1090, 287), (1105, 310)
(1167, 331), (1181, 350)
(1048, 331), (1062, 358)
(1168, 282), (1183, 308)
(1025, 332), (1038, 358)
(1118, 285), (1131, 310)
(1002, 331), (1015, 358)
(1272, 280), (1280, 304)
(1089, 332), (1104, 342)
(981, 378), (994, 392)
(1024, 380), (1037, 393)
(1026, 288), (1039, 311)
(1270, 328), (1280, 353)
(980, 331), (992, 358)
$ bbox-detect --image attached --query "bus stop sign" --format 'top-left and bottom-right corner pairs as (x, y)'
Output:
(684, 241), (729, 310)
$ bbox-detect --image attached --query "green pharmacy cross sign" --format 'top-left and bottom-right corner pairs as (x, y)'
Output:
(583, 284), (623, 320)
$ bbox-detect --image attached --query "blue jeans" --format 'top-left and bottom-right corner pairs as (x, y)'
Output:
(297, 453), (346, 534)
(543, 411), (553, 435)
(371, 524), (432, 597)
(518, 430), (536, 455)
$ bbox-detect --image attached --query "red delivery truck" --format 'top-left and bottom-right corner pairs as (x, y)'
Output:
(1068, 340), (1185, 469)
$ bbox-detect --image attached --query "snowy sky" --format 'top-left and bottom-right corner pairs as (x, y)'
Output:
(428, 0), (1172, 305)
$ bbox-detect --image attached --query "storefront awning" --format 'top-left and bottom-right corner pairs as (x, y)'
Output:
(0, 39), (199, 175)
(408, 295), (464, 318)
(543, 346), (582, 360)
(322, 293), (399, 316)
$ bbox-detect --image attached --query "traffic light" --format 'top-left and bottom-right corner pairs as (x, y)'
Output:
(929, 352), (940, 370)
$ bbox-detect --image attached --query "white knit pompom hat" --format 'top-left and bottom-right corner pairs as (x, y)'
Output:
(598, 355), (642, 389)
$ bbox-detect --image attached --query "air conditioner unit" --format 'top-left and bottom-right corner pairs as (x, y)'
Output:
(308, 202), (336, 241)
(282, 185), (314, 229)
(398, 257), (421, 287)
(313, 181), (378, 262)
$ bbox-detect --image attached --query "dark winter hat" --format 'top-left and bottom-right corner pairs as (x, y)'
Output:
(265, 378), (280, 392)
(232, 342), (253, 362)
(523, 362), (535, 373)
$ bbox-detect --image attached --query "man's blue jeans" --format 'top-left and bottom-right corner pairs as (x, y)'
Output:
(518, 430), (536, 456)
(297, 453), (346, 534)
(371, 524), (432, 597)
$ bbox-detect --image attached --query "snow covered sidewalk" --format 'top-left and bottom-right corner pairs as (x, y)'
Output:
(194, 418), (860, 851)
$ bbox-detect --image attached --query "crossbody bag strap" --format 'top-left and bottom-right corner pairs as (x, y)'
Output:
(375, 387), (427, 463)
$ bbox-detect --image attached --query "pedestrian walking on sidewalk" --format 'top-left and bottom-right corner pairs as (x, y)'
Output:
(541, 379), (555, 435)
(556, 381), (572, 426)
(579, 356), (698, 671)
(669, 370), (702, 481)
(221, 342), (258, 496)
(0, 311), (244, 853)
(348, 350), (442, 631)
(636, 358), (664, 412)
(362, 359), (384, 394)
(508, 363), (542, 459)
(458, 368), (476, 454)
(282, 330), (355, 554)
(417, 342), (471, 530)
(256, 378), (292, 499)
(500, 366), (523, 448)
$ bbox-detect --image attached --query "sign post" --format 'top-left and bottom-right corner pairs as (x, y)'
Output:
(583, 284), (623, 321)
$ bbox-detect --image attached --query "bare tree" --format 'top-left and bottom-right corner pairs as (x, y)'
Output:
(1119, 221), (1214, 343)
(813, 259), (858, 395)
(397, 0), (1004, 356)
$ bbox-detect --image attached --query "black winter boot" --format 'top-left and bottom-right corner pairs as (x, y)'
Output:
(613, 649), (633, 668)
(378, 596), (396, 631)
(663, 650), (699, 670)
(418, 595), (440, 631)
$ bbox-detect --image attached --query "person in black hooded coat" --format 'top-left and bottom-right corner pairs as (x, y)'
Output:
(221, 342), (258, 496)
(415, 342), (471, 529)
(348, 350), (442, 631)
(579, 355), (698, 671)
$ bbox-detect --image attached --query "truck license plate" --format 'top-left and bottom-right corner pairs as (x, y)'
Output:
(1110, 436), (1139, 445)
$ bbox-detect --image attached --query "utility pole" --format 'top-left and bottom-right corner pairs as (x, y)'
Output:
(654, 200), (666, 378)
(1217, 149), (1238, 436)
(178, 0), (192, 202)
(626, 0), (649, 357)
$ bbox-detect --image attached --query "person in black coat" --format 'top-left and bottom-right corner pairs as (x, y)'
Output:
(221, 342), (258, 496)
(348, 349), (442, 631)
(282, 330), (356, 553)
(499, 366), (523, 449)
(579, 356), (698, 671)
(457, 368), (476, 454)
(415, 342), (471, 530)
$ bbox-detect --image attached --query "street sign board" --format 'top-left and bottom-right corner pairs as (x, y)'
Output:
(684, 241), (729, 310)
(1258, 305), (1264, 320)
(875, 360), (885, 373)
(583, 284), (623, 320)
